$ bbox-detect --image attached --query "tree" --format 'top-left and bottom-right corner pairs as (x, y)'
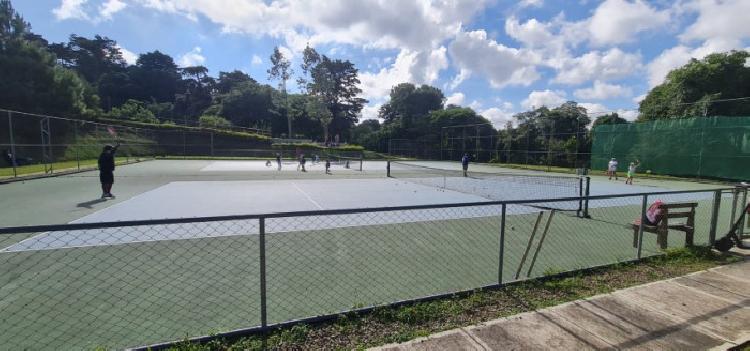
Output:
(50, 35), (127, 85)
(0, 0), (98, 117)
(216, 70), (253, 94)
(175, 65), (214, 120)
(592, 113), (628, 129)
(307, 55), (367, 140)
(296, 44), (320, 92)
(639, 50), (750, 120)
(109, 99), (157, 123)
(268, 46), (293, 137)
(130, 51), (181, 104)
(216, 80), (275, 129)
(305, 96), (333, 142)
(379, 83), (444, 134)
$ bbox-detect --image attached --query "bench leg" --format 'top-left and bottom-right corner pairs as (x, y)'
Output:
(658, 231), (667, 249)
(685, 230), (694, 247)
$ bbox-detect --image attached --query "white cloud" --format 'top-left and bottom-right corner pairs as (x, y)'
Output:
(680, 0), (750, 44)
(553, 48), (642, 85)
(519, 0), (543, 8)
(448, 69), (471, 90)
(504, 17), (555, 49)
(449, 30), (540, 88)
(116, 44), (138, 65)
(445, 92), (465, 106)
(578, 102), (608, 115)
(53, 0), (90, 21)
(617, 109), (639, 121)
(468, 100), (483, 110)
(745, 57), (750, 68)
(633, 94), (647, 104)
(480, 106), (516, 128)
(588, 0), (670, 46)
(178, 47), (206, 67)
(251, 54), (263, 65)
(360, 103), (381, 121)
(359, 48), (448, 101)
(136, 0), (488, 52)
(522, 90), (567, 110)
(574, 81), (632, 100)
(99, 0), (126, 20)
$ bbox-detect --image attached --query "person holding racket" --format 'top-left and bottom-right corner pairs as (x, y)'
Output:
(99, 127), (120, 199)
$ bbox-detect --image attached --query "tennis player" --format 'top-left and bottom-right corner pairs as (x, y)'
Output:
(325, 158), (331, 174)
(98, 142), (120, 199)
(607, 158), (619, 180)
(461, 153), (470, 177)
(625, 160), (640, 185)
(275, 153), (282, 171)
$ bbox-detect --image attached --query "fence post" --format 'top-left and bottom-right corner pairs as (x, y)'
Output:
(730, 188), (739, 230)
(498, 204), (506, 284)
(8, 111), (17, 178)
(739, 187), (747, 236)
(709, 190), (722, 244)
(636, 194), (648, 259)
(74, 122), (80, 170)
(259, 217), (268, 331)
(582, 177), (591, 218)
(210, 132), (214, 157)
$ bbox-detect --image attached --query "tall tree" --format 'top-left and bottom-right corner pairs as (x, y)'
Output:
(49, 35), (127, 85)
(130, 51), (181, 105)
(216, 70), (253, 94)
(592, 112), (628, 129)
(307, 55), (367, 140)
(296, 44), (320, 92)
(268, 46), (293, 137)
(639, 50), (750, 120)
(306, 96), (333, 142)
(379, 83), (444, 132)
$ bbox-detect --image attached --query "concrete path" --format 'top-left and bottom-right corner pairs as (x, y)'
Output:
(372, 257), (750, 351)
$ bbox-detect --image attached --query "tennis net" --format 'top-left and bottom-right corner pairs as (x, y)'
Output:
(387, 161), (589, 214)
(325, 154), (364, 171)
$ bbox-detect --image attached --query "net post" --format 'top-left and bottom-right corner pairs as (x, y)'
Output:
(583, 176), (591, 218)
(8, 111), (17, 178)
(498, 203), (506, 284)
(258, 217), (268, 331)
(730, 187), (739, 229)
(359, 153), (363, 171)
(386, 161), (391, 177)
(709, 190), (722, 244)
(636, 194), (648, 259)
(739, 187), (747, 237)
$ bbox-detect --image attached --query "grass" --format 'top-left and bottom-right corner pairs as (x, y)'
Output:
(0, 157), (148, 178)
(160, 246), (741, 351)
(0, 193), (739, 350)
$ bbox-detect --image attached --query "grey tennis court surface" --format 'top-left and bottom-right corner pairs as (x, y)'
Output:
(0, 159), (723, 252)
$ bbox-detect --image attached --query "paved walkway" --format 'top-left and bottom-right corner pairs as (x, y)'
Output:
(372, 255), (750, 351)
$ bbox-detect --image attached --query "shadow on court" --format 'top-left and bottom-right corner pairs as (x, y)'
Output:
(76, 198), (107, 209)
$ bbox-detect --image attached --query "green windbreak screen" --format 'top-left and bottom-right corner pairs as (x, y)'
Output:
(591, 116), (750, 180)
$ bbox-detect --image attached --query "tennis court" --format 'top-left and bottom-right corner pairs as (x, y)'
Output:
(0, 159), (744, 350)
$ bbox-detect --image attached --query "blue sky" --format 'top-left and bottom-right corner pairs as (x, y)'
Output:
(15, 0), (750, 126)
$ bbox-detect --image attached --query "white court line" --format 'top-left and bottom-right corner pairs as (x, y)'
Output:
(292, 182), (324, 210)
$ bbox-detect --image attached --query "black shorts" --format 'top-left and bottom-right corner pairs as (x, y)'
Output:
(99, 171), (114, 184)
(462, 164), (468, 170)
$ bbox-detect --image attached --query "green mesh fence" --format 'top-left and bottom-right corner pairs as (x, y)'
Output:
(591, 116), (750, 181)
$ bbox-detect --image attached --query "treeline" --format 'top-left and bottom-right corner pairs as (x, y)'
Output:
(0, 0), (365, 142)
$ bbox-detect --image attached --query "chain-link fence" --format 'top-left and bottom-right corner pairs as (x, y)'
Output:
(0, 186), (747, 349)
(1, 109), (367, 179)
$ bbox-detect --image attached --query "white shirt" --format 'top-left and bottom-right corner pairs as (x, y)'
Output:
(608, 160), (618, 172)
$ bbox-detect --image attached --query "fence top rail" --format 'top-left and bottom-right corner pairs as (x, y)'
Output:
(0, 186), (742, 235)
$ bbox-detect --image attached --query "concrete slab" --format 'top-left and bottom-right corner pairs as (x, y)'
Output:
(466, 310), (614, 350)
(617, 280), (750, 341)
(549, 295), (725, 350)
(711, 260), (750, 282)
(673, 270), (750, 303)
(373, 329), (482, 351)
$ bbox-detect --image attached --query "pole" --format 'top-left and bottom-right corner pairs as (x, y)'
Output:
(498, 204), (506, 284)
(8, 111), (17, 178)
(739, 188), (747, 237)
(636, 195), (648, 259)
(259, 217), (268, 330)
(74, 122), (80, 170)
(709, 190), (722, 244)
(210, 132), (214, 157)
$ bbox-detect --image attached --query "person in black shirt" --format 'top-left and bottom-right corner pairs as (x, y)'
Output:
(275, 153), (282, 171)
(98, 143), (120, 199)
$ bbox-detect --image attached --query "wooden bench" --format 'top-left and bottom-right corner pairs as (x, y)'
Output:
(632, 202), (698, 249)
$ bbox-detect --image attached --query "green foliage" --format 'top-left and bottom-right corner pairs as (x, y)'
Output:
(109, 99), (158, 123)
(639, 50), (750, 120)
(592, 113), (628, 128)
(198, 115), (231, 128)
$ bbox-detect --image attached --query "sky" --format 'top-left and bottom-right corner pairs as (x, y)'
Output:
(14, 0), (750, 127)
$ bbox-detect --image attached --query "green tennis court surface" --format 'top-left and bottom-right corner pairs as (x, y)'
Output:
(0, 160), (743, 349)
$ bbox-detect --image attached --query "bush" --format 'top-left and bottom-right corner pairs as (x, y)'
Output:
(199, 115), (232, 128)
(109, 100), (158, 124)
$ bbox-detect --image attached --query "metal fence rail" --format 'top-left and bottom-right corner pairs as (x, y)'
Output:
(0, 186), (747, 350)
